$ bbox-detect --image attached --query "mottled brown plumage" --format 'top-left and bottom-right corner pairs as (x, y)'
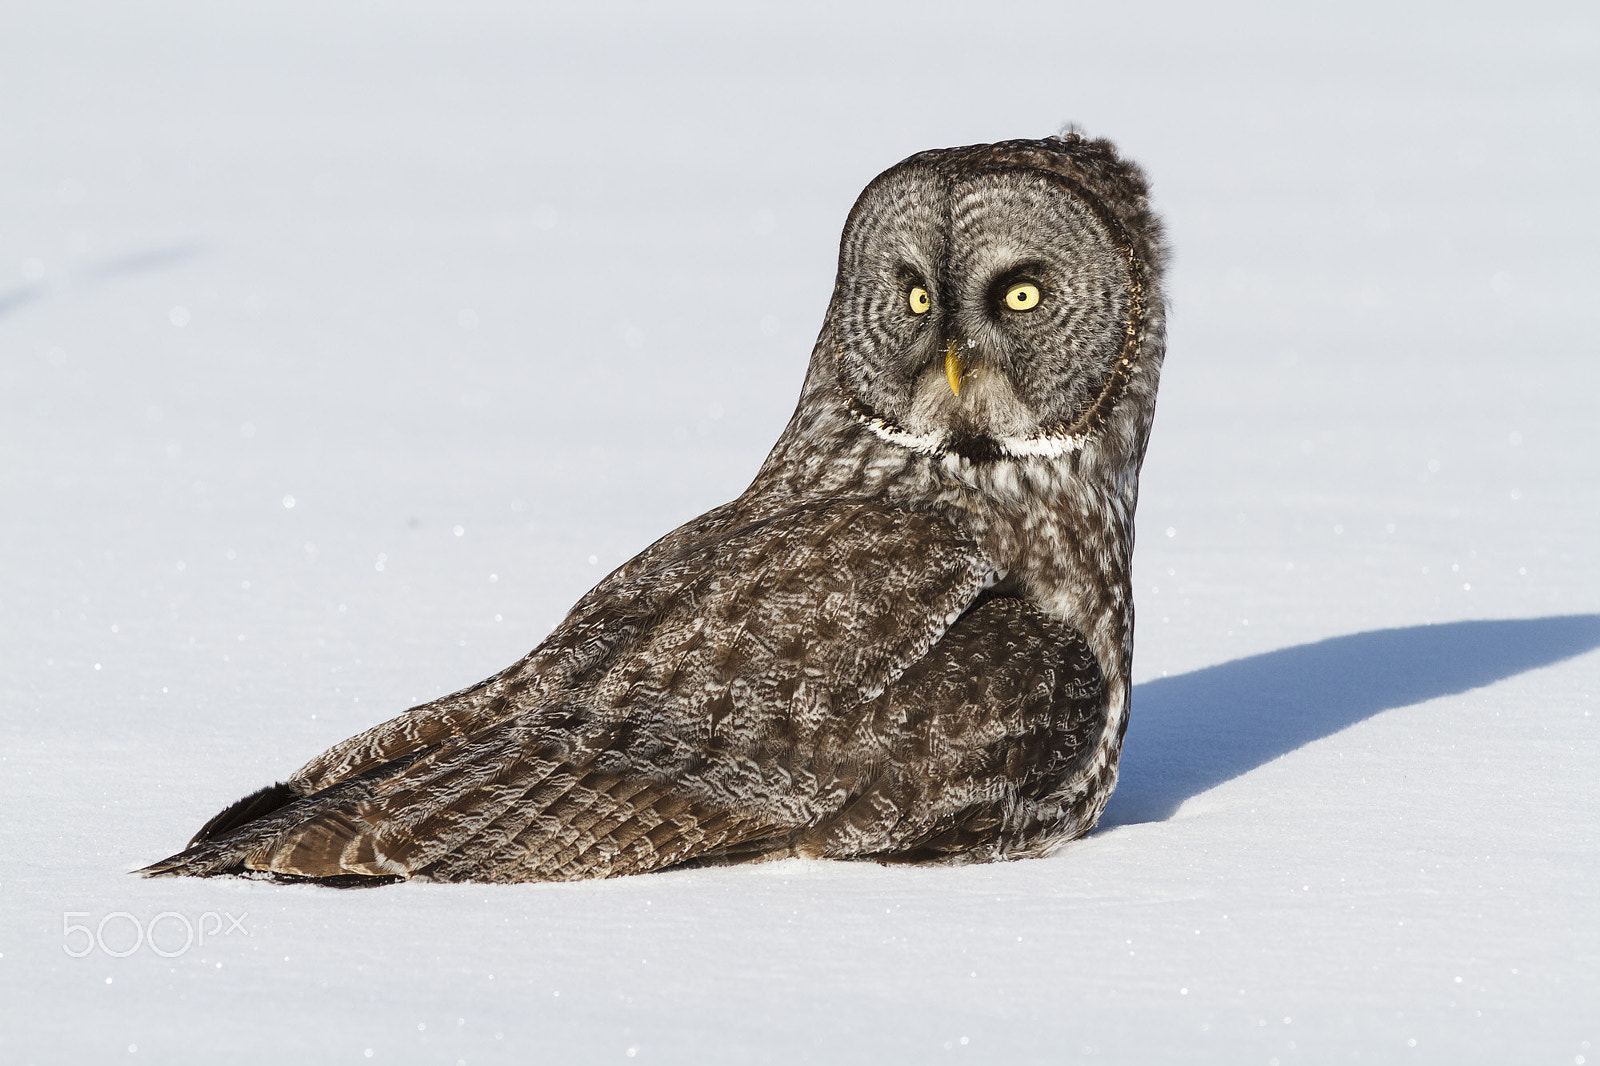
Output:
(143, 130), (1167, 885)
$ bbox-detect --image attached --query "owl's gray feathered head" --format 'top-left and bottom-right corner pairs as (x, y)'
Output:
(819, 133), (1168, 467)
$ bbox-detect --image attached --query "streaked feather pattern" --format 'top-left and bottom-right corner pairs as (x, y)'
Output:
(143, 131), (1165, 885)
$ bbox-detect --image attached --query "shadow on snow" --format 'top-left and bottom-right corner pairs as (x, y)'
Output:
(1100, 614), (1600, 827)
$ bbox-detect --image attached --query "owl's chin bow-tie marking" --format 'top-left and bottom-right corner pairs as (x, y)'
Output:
(944, 340), (968, 397)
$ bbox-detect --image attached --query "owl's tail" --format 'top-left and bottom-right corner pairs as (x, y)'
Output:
(137, 753), (429, 885)
(137, 715), (792, 885)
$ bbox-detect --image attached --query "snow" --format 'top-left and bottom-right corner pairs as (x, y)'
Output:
(3, 2), (1597, 1062)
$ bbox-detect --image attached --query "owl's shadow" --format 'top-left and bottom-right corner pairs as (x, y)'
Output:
(1100, 614), (1600, 826)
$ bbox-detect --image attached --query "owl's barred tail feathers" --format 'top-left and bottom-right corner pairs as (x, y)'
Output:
(138, 718), (791, 885)
(138, 758), (426, 885)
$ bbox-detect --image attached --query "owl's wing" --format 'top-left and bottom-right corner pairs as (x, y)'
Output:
(144, 500), (1003, 882)
(799, 594), (1109, 864)
(140, 706), (798, 883)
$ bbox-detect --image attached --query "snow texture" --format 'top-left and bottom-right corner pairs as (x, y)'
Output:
(2, 2), (1597, 1063)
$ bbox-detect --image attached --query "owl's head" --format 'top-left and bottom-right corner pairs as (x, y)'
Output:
(826, 133), (1167, 464)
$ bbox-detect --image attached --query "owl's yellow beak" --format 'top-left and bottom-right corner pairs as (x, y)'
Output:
(944, 341), (966, 398)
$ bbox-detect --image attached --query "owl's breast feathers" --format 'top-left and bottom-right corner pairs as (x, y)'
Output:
(143, 498), (1114, 883)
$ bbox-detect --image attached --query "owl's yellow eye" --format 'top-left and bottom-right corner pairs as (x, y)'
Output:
(1004, 282), (1041, 311)
(908, 286), (931, 315)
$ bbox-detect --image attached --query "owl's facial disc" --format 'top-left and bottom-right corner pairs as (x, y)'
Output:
(835, 163), (1134, 460)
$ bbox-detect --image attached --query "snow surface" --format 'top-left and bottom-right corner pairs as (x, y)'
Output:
(3, 2), (1598, 1063)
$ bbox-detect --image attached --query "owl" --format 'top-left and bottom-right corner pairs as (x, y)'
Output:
(144, 131), (1167, 885)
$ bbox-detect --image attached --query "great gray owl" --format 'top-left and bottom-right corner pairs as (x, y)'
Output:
(144, 131), (1167, 885)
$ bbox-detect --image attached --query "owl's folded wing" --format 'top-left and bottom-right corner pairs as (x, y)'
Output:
(144, 500), (1004, 882)
(800, 595), (1109, 864)
(140, 707), (799, 882)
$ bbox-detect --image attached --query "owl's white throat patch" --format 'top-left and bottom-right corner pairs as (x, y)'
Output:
(843, 355), (1086, 463)
(850, 406), (1085, 463)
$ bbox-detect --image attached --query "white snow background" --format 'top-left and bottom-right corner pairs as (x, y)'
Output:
(3, 2), (1597, 1062)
